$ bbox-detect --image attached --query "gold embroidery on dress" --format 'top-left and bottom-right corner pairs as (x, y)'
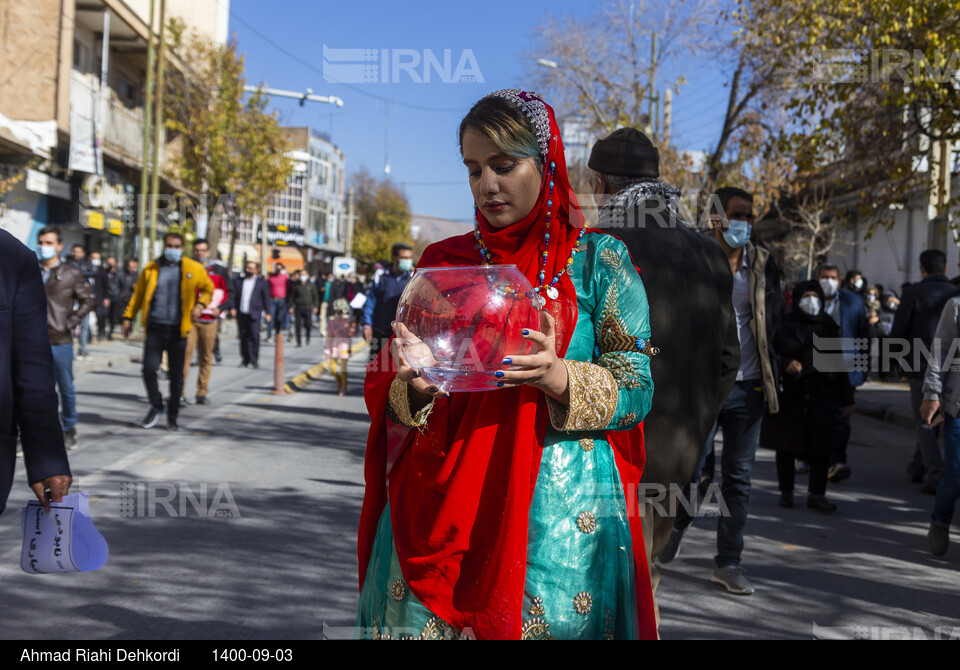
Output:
(579, 437), (595, 452)
(521, 596), (555, 640)
(419, 616), (468, 640)
(618, 412), (638, 428)
(595, 244), (658, 361)
(547, 360), (617, 431)
(577, 511), (597, 534)
(387, 375), (434, 428)
(390, 579), (406, 602)
(573, 591), (593, 616)
(600, 352), (643, 389)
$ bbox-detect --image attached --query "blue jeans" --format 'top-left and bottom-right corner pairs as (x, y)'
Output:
(933, 413), (960, 526)
(51, 343), (77, 430)
(714, 381), (765, 568)
(910, 378), (944, 482)
(271, 298), (289, 336)
(77, 313), (90, 355)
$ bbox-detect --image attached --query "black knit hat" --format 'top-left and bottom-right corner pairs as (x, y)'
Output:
(588, 127), (660, 178)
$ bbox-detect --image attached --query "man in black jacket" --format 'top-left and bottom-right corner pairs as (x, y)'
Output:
(589, 128), (740, 616)
(892, 249), (960, 493)
(0, 230), (72, 516)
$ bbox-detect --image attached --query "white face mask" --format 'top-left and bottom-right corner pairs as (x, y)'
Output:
(853, 277), (864, 290)
(91, 258), (102, 267)
(798, 295), (822, 316)
(819, 278), (839, 298)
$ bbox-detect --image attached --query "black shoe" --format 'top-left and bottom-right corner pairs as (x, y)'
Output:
(63, 428), (78, 451)
(929, 520), (950, 556)
(214, 352), (222, 363)
(239, 361), (249, 368)
(141, 407), (163, 429)
(807, 494), (837, 513)
(195, 396), (210, 405)
(167, 417), (180, 432)
(251, 362), (259, 369)
(779, 491), (794, 508)
(179, 395), (189, 408)
(657, 526), (686, 564)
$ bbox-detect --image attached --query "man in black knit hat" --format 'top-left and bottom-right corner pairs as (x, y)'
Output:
(589, 128), (741, 618)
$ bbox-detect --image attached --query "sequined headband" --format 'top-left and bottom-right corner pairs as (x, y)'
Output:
(489, 89), (551, 159)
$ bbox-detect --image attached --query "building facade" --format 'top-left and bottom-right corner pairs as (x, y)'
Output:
(0, 0), (226, 259)
(226, 127), (348, 275)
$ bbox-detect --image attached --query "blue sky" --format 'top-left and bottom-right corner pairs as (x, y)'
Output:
(228, 0), (733, 221)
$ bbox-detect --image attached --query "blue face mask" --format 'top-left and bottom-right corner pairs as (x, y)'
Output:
(398, 259), (413, 273)
(38, 245), (57, 261)
(722, 219), (752, 248)
(164, 248), (183, 263)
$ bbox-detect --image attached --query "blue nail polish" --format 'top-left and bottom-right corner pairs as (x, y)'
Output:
(495, 371), (504, 378)
(502, 357), (512, 365)
(496, 382), (504, 387)
(522, 329), (529, 336)
(428, 386), (438, 393)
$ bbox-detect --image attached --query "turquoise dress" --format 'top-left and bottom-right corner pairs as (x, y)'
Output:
(356, 233), (654, 640)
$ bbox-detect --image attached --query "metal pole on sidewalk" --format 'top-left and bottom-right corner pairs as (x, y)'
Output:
(137, 0), (156, 269)
(272, 330), (285, 394)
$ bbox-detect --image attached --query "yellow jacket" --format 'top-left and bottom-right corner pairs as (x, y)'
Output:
(123, 256), (215, 338)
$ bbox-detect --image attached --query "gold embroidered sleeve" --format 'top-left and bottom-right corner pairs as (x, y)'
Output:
(547, 359), (618, 431)
(387, 376), (434, 428)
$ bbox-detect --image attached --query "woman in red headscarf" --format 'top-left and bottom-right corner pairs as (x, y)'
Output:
(356, 90), (658, 640)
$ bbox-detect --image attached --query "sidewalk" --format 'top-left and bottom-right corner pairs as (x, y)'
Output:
(855, 379), (915, 430)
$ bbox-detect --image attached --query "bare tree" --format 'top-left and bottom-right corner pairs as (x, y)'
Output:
(776, 184), (848, 280)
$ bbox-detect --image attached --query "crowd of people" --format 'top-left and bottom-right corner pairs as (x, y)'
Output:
(2, 87), (958, 640)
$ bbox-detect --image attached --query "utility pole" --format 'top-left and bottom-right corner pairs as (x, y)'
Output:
(346, 187), (355, 258)
(147, 0), (166, 257)
(137, 0), (156, 269)
(663, 88), (672, 147)
(648, 32), (658, 138)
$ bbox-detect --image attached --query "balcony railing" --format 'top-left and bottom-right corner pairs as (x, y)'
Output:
(70, 69), (165, 167)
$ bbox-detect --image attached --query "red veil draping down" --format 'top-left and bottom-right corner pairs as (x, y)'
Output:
(358, 91), (656, 640)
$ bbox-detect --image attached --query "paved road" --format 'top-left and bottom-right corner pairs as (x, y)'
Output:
(1, 334), (369, 640)
(1, 336), (958, 640)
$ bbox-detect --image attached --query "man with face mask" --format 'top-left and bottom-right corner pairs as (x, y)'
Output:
(815, 263), (870, 483)
(361, 242), (415, 364)
(663, 186), (781, 595)
(36, 226), (94, 450)
(587, 127), (740, 619)
(891, 249), (960, 492)
(180, 238), (229, 406)
(87, 252), (110, 343)
(288, 270), (320, 347)
(121, 233), (214, 431)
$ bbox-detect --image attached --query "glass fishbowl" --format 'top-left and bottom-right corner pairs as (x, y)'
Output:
(395, 265), (542, 393)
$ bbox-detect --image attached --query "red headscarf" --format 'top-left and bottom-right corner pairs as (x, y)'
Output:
(359, 91), (653, 640)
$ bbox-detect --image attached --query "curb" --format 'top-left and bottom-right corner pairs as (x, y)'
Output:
(853, 403), (916, 431)
(283, 341), (369, 393)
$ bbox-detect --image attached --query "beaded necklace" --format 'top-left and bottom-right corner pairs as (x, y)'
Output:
(473, 159), (585, 306)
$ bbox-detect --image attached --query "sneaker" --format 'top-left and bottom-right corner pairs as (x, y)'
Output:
(779, 490), (794, 508)
(63, 428), (78, 451)
(795, 460), (810, 474)
(827, 464), (851, 483)
(214, 351), (222, 363)
(928, 520), (950, 556)
(195, 396), (209, 405)
(711, 566), (755, 595)
(179, 395), (189, 408)
(807, 494), (838, 513)
(657, 526), (686, 564)
(140, 407), (163, 429)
